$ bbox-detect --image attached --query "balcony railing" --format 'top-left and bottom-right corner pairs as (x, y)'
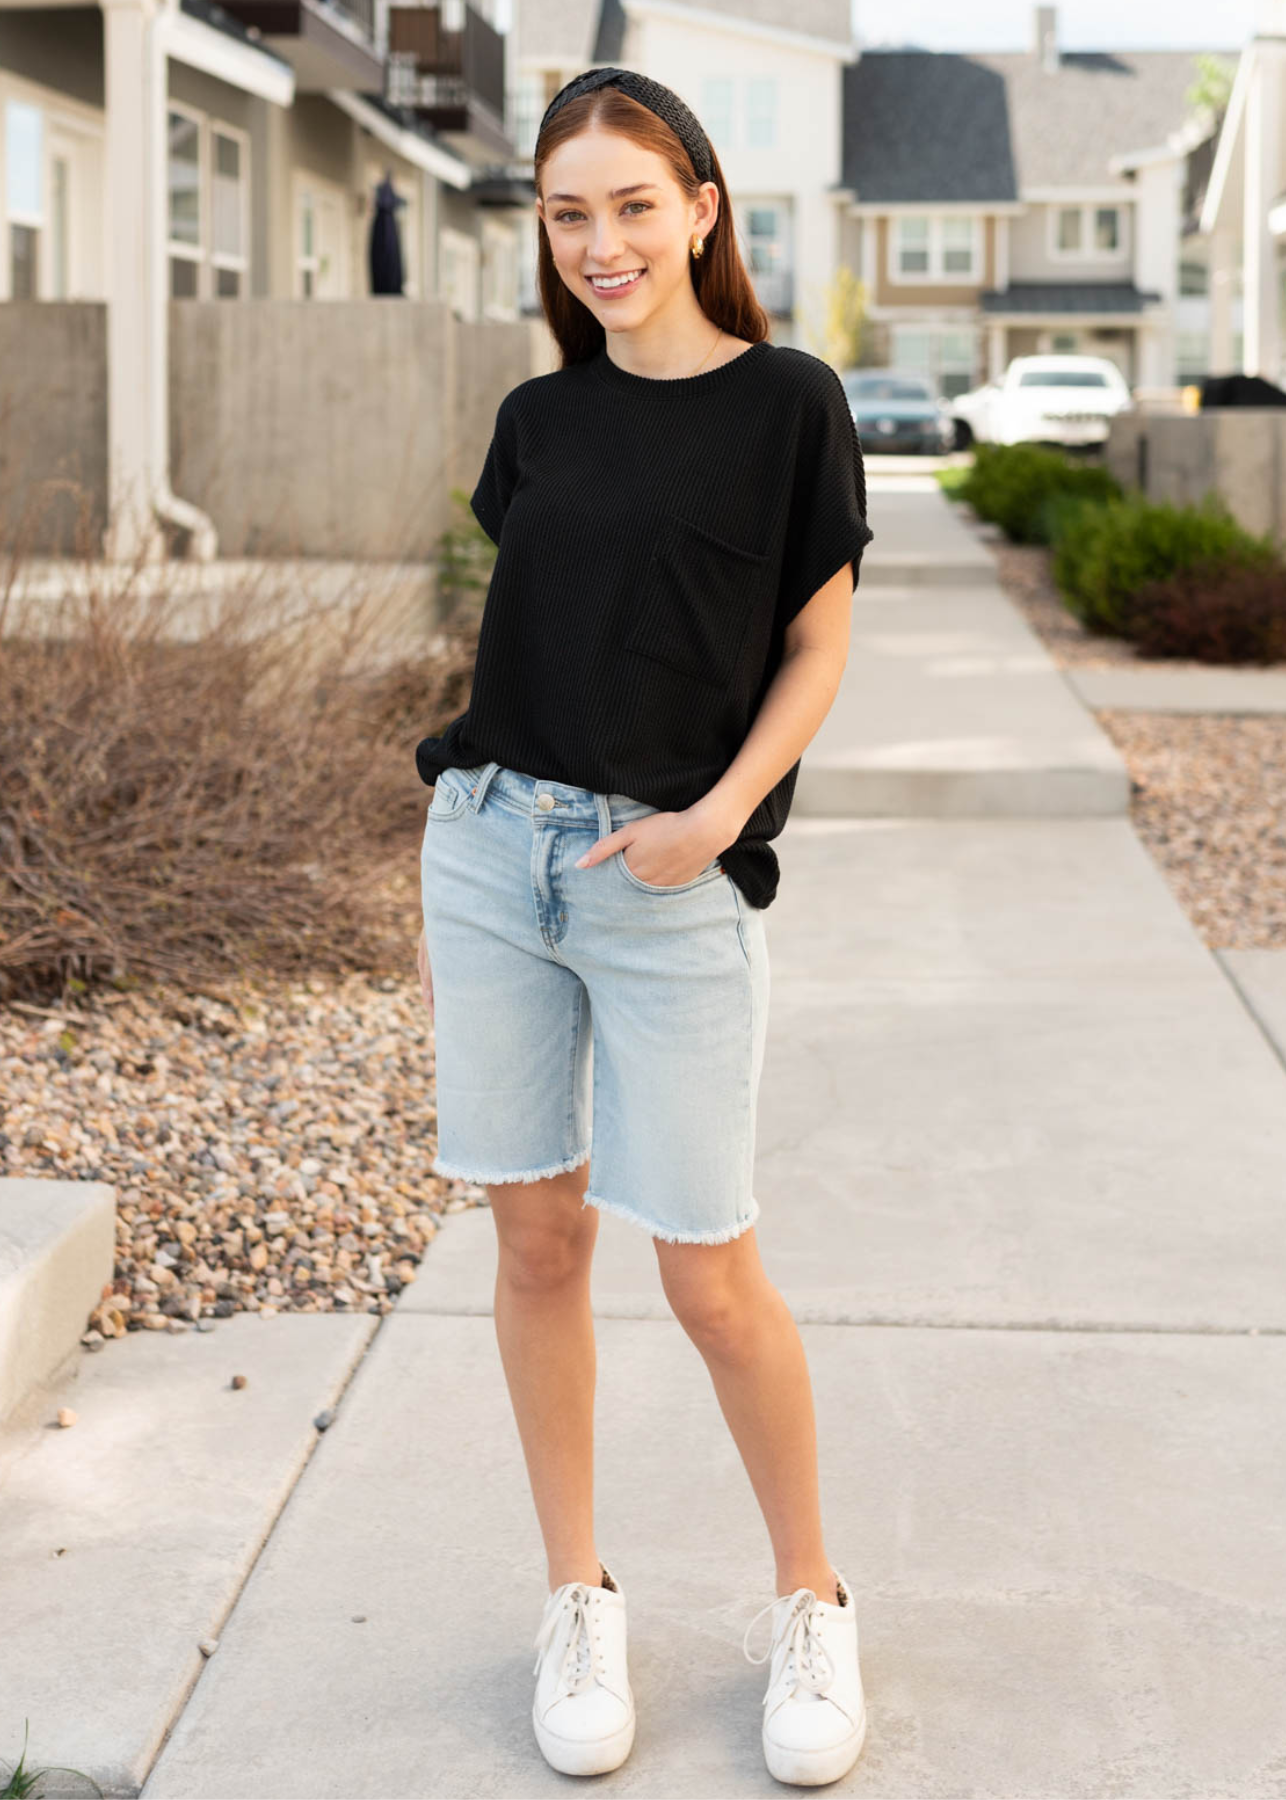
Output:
(386, 0), (504, 124)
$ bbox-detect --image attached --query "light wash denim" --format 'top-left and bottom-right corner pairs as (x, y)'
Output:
(419, 760), (770, 1244)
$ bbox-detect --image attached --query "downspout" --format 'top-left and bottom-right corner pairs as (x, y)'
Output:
(149, 0), (219, 558)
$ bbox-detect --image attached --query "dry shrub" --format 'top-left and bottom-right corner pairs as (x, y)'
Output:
(1121, 558), (1286, 663)
(0, 543), (482, 1005)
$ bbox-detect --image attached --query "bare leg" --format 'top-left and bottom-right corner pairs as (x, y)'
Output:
(488, 1163), (604, 1593)
(655, 1228), (839, 1603)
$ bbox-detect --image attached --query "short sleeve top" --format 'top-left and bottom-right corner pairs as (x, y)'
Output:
(415, 339), (874, 908)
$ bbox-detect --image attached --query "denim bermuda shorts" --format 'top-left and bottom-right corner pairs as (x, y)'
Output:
(419, 761), (770, 1245)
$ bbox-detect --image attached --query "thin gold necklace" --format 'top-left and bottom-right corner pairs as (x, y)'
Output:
(688, 326), (725, 376)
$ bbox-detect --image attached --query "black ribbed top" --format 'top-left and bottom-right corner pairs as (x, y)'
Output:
(415, 339), (874, 908)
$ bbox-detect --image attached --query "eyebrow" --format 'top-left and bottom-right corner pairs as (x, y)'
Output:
(544, 183), (661, 203)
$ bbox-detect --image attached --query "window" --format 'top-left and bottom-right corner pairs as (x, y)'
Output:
(745, 78), (776, 149)
(891, 325), (932, 378)
(1176, 329), (1208, 380)
(439, 226), (479, 320)
(892, 215), (979, 282)
(168, 109), (200, 249)
(511, 70), (545, 159)
(896, 217), (930, 275)
(6, 98), (43, 299)
(1179, 258), (1208, 297)
(299, 188), (318, 298)
(700, 78), (734, 149)
(845, 373), (935, 400)
(1049, 203), (1126, 261)
(745, 205), (785, 274)
(482, 218), (516, 318)
(167, 105), (249, 298)
(739, 200), (791, 313)
(211, 129), (247, 298)
(1016, 369), (1110, 386)
(938, 327), (977, 397)
(941, 217), (973, 274)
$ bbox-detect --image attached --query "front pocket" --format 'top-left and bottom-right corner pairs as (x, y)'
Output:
(616, 846), (726, 895)
(624, 513), (771, 689)
(426, 769), (471, 820)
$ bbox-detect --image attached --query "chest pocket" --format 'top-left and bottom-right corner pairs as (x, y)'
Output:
(624, 512), (773, 690)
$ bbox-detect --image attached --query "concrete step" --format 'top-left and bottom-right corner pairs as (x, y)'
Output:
(859, 552), (999, 588)
(797, 580), (1130, 818)
(0, 1178), (115, 1428)
(0, 1309), (379, 1796)
(1068, 665), (1286, 714)
(798, 483), (1130, 818)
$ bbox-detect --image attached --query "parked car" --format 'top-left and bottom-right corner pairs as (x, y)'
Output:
(840, 368), (956, 454)
(951, 355), (1134, 449)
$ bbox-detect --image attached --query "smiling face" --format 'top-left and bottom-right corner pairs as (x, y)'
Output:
(536, 126), (719, 337)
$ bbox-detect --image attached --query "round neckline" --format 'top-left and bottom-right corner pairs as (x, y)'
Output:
(591, 338), (770, 395)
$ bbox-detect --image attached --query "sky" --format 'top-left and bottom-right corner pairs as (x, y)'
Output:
(854, 0), (1255, 53)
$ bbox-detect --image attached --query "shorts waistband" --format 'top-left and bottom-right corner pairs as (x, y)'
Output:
(464, 761), (658, 828)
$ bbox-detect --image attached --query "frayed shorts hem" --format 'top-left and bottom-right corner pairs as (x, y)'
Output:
(581, 1188), (760, 1246)
(432, 1146), (592, 1186)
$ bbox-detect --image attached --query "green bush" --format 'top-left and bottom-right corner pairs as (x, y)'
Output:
(958, 443), (1121, 544)
(1049, 491), (1280, 636)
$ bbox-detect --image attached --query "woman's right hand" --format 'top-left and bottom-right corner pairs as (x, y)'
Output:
(416, 925), (434, 1017)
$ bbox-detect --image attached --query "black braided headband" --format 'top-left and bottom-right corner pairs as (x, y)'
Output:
(536, 67), (715, 187)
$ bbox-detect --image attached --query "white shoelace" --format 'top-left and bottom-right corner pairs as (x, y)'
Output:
(533, 1582), (602, 1696)
(741, 1589), (836, 1702)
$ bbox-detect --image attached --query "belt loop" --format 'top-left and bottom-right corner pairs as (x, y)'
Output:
(595, 791), (613, 840)
(469, 762), (500, 812)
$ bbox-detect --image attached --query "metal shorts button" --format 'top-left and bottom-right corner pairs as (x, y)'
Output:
(536, 793), (556, 811)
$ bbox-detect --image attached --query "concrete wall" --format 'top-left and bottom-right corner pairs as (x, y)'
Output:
(0, 302), (107, 555)
(1105, 409), (1286, 551)
(0, 299), (547, 558)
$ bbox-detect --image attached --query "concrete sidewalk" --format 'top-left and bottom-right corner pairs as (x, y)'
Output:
(4, 478), (1284, 1798)
(798, 483), (1128, 817)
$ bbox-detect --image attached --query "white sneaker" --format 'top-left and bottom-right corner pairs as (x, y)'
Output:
(742, 1569), (867, 1786)
(531, 1562), (636, 1775)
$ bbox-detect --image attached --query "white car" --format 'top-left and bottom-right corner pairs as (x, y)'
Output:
(951, 355), (1134, 448)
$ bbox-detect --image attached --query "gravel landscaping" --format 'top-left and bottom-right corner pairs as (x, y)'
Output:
(0, 946), (488, 1343)
(990, 536), (1286, 951)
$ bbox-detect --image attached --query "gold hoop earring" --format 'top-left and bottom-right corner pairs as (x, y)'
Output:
(690, 233), (705, 260)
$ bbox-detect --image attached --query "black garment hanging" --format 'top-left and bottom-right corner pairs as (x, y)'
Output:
(369, 171), (406, 296)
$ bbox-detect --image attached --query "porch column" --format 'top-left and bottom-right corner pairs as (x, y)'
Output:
(1244, 37), (1285, 380)
(987, 320), (1006, 380)
(100, 0), (168, 560)
(1209, 225), (1236, 372)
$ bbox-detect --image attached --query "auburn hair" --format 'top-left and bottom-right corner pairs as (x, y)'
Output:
(533, 85), (770, 369)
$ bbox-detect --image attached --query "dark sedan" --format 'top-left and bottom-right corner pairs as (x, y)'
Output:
(840, 368), (955, 453)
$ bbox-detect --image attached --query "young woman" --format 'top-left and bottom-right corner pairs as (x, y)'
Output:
(415, 66), (874, 1790)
